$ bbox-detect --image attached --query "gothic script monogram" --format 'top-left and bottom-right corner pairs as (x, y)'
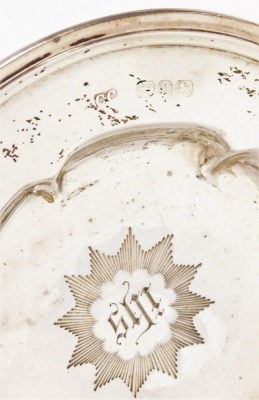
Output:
(108, 281), (164, 345)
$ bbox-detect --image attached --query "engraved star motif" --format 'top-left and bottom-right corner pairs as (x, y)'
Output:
(55, 228), (214, 397)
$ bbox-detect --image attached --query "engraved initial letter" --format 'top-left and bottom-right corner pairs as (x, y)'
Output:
(108, 303), (129, 345)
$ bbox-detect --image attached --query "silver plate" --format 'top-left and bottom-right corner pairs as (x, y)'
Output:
(0, 10), (259, 399)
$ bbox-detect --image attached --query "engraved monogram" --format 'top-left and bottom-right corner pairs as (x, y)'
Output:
(55, 228), (214, 397)
(108, 281), (164, 345)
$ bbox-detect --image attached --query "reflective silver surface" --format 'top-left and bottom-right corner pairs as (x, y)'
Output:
(0, 10), (258, 399)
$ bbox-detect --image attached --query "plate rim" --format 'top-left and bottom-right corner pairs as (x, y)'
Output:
(0, 9), (259, 87)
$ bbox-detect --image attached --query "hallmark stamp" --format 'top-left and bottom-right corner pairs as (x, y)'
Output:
(175, 80), (193, 96)
(136, 80), (155, 97)
(94, 88), (117, 105)
(136, 79), (193, 99)
(158, 80), (172, 99)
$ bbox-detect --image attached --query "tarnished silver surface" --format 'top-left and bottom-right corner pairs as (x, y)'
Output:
(0, 10), (258, 399)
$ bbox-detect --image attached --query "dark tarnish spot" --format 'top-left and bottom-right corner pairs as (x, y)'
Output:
(239, 86), (258, 97)
(246, 88), (256, 97)
(70, 34), (105, 47)
(58, 149), (64, 160)
(2, 144), (19, 162)
(0, 53), (51, 85)
(53, 37), (61, 43)
(137, 80), (147, 85)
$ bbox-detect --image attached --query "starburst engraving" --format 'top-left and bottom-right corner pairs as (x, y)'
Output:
(55, 228), (214, 397)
